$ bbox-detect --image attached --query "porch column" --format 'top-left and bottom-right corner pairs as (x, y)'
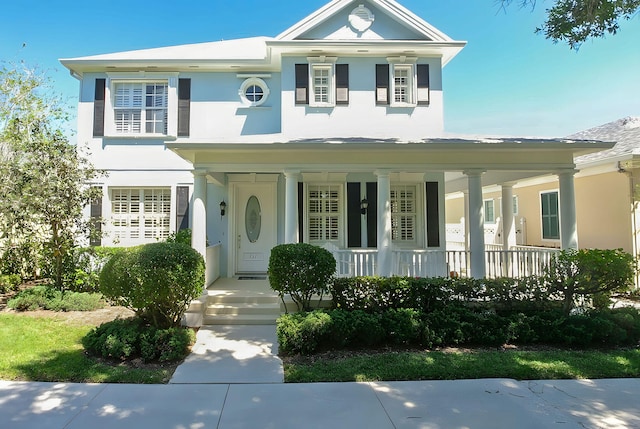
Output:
(501, 184), (515, 251)
(376, 170), (392, 276)
(191, 169), (207, 258)
(284, 171), (299, 244)
(558, 170), (578, 250)
(466, 170), (486, 278)
(463, 190), (469, 251)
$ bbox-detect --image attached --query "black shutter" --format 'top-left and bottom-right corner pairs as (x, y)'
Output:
(89, 186), (102, 246)
(366, 182), (378, 248)
(93, 78), (106, 137)
(177, 79), (191, 137)
(176, 186), (190, 231)
(335, 64), (349, 105)
(417, 64), (430, 105)
(298, 182), (304, 243)
(295, 64), (309, 105)
(375, 64), (389, 105)
(426, 182), (440, 247)
(347, 183), (362, 248)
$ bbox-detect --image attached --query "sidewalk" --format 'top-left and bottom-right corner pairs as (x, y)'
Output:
(2, 378), (639, 428)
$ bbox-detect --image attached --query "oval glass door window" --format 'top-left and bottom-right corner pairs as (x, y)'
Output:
(245, 196), (261, 243)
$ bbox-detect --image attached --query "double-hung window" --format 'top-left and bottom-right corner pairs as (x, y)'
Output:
(113, 82), (168, 135)
(311, 64), (333, 106)
(308, 185), (341, 243)
(295, 59), (348, 106)
(392, 64), (413, 105)
(391, 185), (417, 244)
(376, 61), (430, 106)
(100, 73), (181, 138)
(541, 191), (560, 240)
(111, 188), (171, 244)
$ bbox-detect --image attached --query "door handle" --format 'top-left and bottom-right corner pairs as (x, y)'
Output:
(237, 235), (241, 250)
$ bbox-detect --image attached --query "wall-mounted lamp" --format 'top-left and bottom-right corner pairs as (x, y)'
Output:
(220, 201), (227, 216)
(360, 198), (369, 215)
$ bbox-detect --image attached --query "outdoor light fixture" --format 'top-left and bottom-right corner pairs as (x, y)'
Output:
(360, 198), (368, 215)
(220, 201), (227, 216)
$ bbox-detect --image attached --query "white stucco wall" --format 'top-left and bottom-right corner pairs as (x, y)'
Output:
(280, 56), (444, 140)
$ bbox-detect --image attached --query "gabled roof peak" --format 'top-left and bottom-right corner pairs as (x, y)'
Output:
(276, 0), (455, 42)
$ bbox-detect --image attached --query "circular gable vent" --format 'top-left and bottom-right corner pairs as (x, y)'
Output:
(349, 5), (375, 32)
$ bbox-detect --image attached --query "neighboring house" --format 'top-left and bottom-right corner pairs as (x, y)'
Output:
(61, 0), (611, 284)
(446, 117), (640, 274)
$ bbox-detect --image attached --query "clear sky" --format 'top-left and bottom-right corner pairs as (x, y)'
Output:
(1, 0), (638, 138)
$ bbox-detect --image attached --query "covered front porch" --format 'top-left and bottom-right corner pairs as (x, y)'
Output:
(168, 136), (612, 284)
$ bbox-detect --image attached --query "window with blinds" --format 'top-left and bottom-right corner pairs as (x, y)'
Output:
(391, 185), (417, 243)
(308, 185), (341, 242)
(113, 82), (168, 135)
(111, 188), (171, 243)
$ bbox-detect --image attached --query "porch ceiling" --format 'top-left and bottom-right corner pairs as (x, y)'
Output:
(167, 138), (613, 175)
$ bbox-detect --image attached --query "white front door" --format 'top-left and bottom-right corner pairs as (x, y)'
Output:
(234, 182), (277, 274)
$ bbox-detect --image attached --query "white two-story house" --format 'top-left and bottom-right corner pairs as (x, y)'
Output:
(61, 0), (611, 284)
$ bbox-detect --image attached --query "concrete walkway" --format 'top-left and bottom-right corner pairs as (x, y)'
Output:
(2, 378), (639, 428)
(169, 325), (284, 384)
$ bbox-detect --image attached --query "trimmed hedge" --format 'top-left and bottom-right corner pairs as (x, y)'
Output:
(83, 318), (196, 362)
(330, 276), (559, 313)
(277, 306), (640, 355)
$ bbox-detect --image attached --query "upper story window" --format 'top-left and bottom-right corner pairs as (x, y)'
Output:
(239, 77), (270, 107)
(96, 73), (182, 138)
(113, 82), (168, 134)
(295, 59), (348, 107)
(392, 65), (413, 105)
(376, 61), (430, 107)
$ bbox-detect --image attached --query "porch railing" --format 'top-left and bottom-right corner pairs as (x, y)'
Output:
(332, 249), (378, 277)
(485, 247), (558, 278)
(327, 246), (557, 279)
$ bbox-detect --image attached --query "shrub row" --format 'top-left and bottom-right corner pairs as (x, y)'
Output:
(277, 306), (640, 355)
(330, 276), (559, 313)
(7, 285), (105, 311)
(82, 318), (196, 362)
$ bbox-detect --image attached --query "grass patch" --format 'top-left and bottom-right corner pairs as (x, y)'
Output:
(284, 348), (640, 383)
(0, 314), (173, 383)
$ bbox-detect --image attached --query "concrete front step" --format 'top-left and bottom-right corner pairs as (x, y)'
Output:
(206, 303), (281, 316)
(203, 287), (282, 325)
(203, 314), (279, 325)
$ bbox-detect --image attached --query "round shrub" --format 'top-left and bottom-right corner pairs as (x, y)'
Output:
(99, 242), (205, 328)
(268, 243), (336, 311)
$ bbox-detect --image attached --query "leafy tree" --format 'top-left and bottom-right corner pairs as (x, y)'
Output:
(500, 0), (640, 49)
(544, 248), (636, 315)
(0, 62), (103, 289)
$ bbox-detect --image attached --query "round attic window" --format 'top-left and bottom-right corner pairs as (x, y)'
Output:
(239, 78), (270, 107)
(348, 5), (375, 32)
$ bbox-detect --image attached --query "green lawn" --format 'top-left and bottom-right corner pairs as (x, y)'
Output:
(284, 348), (640, 383)
(0, 314), (172, 383)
